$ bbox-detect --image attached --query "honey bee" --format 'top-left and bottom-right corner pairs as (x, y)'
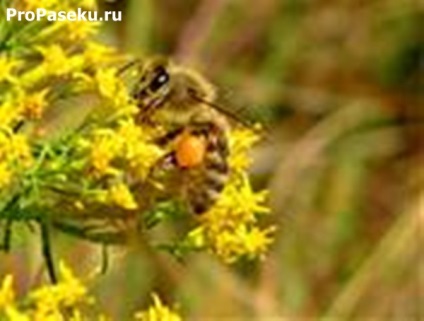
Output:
(131, 56), (232, 215)
(20, 57), (245, 282)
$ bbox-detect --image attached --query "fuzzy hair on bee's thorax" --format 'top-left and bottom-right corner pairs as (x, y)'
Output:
(168, 65), (217, 105)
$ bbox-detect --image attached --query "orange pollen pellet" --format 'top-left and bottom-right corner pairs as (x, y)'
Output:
(175, 133), (206, 168)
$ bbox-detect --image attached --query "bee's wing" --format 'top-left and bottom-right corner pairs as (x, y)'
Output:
(190, 87), (266, 129)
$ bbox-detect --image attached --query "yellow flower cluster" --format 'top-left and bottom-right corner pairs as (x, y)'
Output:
(0, 263), (90, 321)
(0, 0), (125, 193)
(21, 45), (84, 87)
(0, 58), (26, 189)
(135, 294), (182, 321)
(0, 56), (20, 84)
(77, 67), (136, 111)
(83, 42), (120, 67)
(0, 266), (182, 321)
(41, 19), (101, 42)
(0, 275), (14, 308)
(186, 129), (275, 263)
(107, 182), (138, 210)
(0, 87), (49, 128)
(91, 120), (163, 176)
(0, 130), (33, 189)
(30, 263), (91, 320)
(80, 119), (164, 209)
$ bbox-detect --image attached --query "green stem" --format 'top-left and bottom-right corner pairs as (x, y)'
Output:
(0, 219), (12, 252)
(40, 219), (57, 283)
(0, 193), (20, 219)
(100, 244), (109, 274)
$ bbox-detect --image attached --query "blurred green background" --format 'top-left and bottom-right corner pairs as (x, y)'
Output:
(1, 0), (422, 320)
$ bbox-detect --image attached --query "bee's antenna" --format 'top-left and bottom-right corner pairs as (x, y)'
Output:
(116, 59), (141, 76)
(188, 88), (253, 128)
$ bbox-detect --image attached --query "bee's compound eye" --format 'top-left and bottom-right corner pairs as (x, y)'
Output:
(149, 67), (170, 92)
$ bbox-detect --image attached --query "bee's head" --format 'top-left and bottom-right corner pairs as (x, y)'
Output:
(132, 56), (172, 109)
(132, 57), (216, 114)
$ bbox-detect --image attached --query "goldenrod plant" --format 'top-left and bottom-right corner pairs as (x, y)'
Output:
(0, 265), (182, 320)
(0, 0), (273, 285)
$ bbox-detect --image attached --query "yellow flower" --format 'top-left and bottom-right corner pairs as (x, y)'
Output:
(185, 175), (274, 263)
(4, 306), (31, 321)
(202, 175), (270, 229)
(0, 273), (183, 321)
(0, 274), (15, 309)
(96, 68), (119, 99)
(135, 294), (182, 321)
(116, 120), (164, 180)
(94, 68), (131, 108)
(75, 68), (136, 114)
(228, 128), (260, 171)
(0, 275), (30, 320)
(30, 262), (90, 320)
(21, 46), (84, 87)
(0, 99), (22, 129)
(7, 134), (33, 167)
(0, 129), (33, 168)
(241, 225), (275, 257)
(19, 89), (50, 120)
(88, 130), (121, 176)
(85, 119), (162, 181)
(39, 45), (78, 76)
(224, 175), (269, 216)
(0, 87), (49, 127)
(0, 131), (10, 160)
(83, 42), (120, 67)
(214, 225), (275, 263)
(0, 163), (13, 189)
(0, 130), (33, 190)
(0, 56), (20, 83)
(108, 182), (138, 210)
(57, 20), (101, 42)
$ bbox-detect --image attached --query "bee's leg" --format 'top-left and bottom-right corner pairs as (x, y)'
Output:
(39, 220), (57, 283)
(146, 129), (183, 178)
(1, 219), (13, 252)
(153, 127), (184, 146)
(147, 151), (177, 180)
(157, 152), (177, 169)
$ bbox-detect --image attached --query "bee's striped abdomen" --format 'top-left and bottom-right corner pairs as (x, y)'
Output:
(187, 130), (229, 215)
